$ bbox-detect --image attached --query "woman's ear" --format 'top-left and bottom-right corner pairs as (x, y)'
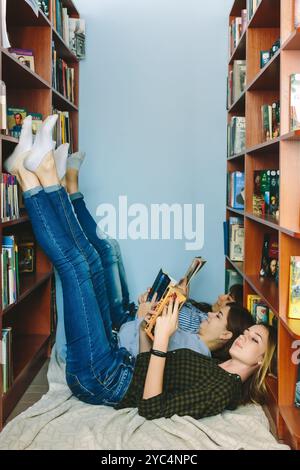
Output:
(220, 330), (233, 341)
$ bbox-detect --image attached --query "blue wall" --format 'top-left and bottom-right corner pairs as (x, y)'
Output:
(73, 0), (232, 304)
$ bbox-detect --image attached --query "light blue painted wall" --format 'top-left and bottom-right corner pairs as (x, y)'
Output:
(73, 0), (232, 304)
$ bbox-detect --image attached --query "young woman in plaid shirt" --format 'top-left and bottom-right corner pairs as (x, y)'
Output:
(5, 116), (277, 420)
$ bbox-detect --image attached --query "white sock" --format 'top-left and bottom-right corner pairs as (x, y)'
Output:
(24, 115), (58, 172)
(4, 115), (33, 174)
(54, 143), (70, 180)
(67, 151), (86, 171)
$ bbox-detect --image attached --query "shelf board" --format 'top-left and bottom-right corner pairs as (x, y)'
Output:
(247, 49), (280, 91)
(227, 151), (245, 161)
(245, 212), (280, 231)
(246, 137), (280, 155)
(2, 272), (53, 316)
(281, 316), (300, 340)
(229, 29), (247, 65)
(229, 0), (247, 18)
(281, 130), (300, 141)
(279, 406), (300, 442)
(2, 335), (50, 422)
(227, 90), (246, 114)
(6, 0), (51, 27)
(226, 206), (245, 217)
(52, 28), (79, 63)
(226, 256), (244, 278)
(1, 48), (51, 90)
(60, 0), (80, 17)
(52, 88), (78, 112)
(244, 213), (300, 239)
(245, 274), (279, 315)
(1, 215), (30, 228)
(282, 27), (300, 51)
(248, 0), (280, 29)
(0, 134), (19, 145)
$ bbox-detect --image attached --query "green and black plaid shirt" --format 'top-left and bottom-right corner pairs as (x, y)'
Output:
(116, 349), (242, 420)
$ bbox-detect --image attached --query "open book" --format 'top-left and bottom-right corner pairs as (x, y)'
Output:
(145, 257), (206, 340)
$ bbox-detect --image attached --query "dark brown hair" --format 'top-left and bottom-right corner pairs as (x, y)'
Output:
(212, 302), (254, 361)
(189, 283), (244, 313)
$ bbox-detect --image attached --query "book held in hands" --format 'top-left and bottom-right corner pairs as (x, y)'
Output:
(145, 257), (206, 340)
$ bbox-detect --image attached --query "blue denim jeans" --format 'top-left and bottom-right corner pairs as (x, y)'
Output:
(23, 186), (135, 405)
(70, 192), (132, 330)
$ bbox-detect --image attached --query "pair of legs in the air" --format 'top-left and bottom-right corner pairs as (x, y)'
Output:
(5, 115), (135, 405)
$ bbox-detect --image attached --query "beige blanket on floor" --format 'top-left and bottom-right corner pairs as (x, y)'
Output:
(0, 346), (290, 450)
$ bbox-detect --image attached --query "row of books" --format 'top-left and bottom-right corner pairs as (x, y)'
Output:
(247, 0), (262, 22)
(247, 294), (277, 326)
(1, 328), (13, 394)
(52, 42), (75, 103)
(1, 174), (20, 223)
(53, 109), (74, 152)
(227, 171), (245, 210)
(227, 116), (246, 157)
(52, 0), (86, 59)
(224, 216), (244, 262)
(253, 170), (279, 220)
(227, 60), (246, 108)
(228, 12), (247, 57)
(261, 102), (280, 142)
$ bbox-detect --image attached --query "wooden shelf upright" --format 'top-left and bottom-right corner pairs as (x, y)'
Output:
(0, 0), (81, 428)
(227, 0), (300, 449)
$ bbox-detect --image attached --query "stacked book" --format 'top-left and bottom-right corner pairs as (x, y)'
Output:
(227, 60), (246, 107)
(253, 170), (279, 219)
(261, 102), (280, 141)
(1, 174), (20, 222)
(1, 328), (13, 394)
(224, 216), (244, 262)
(247, 0), (262, 22)
(2, 236), (20, 309)
(53, 109), (74, 152)
(227, 116), (246, 157)
(52, 43), (75, 103)
(227, 171), (245, 209)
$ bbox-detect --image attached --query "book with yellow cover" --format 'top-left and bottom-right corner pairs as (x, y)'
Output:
(289, 256), (300, 319)
(144, 257), (206, 340)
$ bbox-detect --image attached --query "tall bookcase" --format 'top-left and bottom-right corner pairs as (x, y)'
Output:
(0, 0), (80, 429)
(227, 0), (300, 449)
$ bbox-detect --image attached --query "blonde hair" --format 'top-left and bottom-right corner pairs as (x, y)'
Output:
(241, 324), (277, 405)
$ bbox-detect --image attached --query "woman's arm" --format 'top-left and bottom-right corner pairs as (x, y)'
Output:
(142, 297), (179, 400)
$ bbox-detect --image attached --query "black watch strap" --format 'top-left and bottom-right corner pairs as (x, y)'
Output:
(150, 349), (167, 358)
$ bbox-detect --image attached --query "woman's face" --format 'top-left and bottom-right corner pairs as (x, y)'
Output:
(229, 324), (269, 366)
(199, 306), (232, 342)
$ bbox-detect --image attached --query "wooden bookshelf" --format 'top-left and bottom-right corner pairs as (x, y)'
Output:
(227, 0), (300, 449)
(0, 0), (81, 428)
